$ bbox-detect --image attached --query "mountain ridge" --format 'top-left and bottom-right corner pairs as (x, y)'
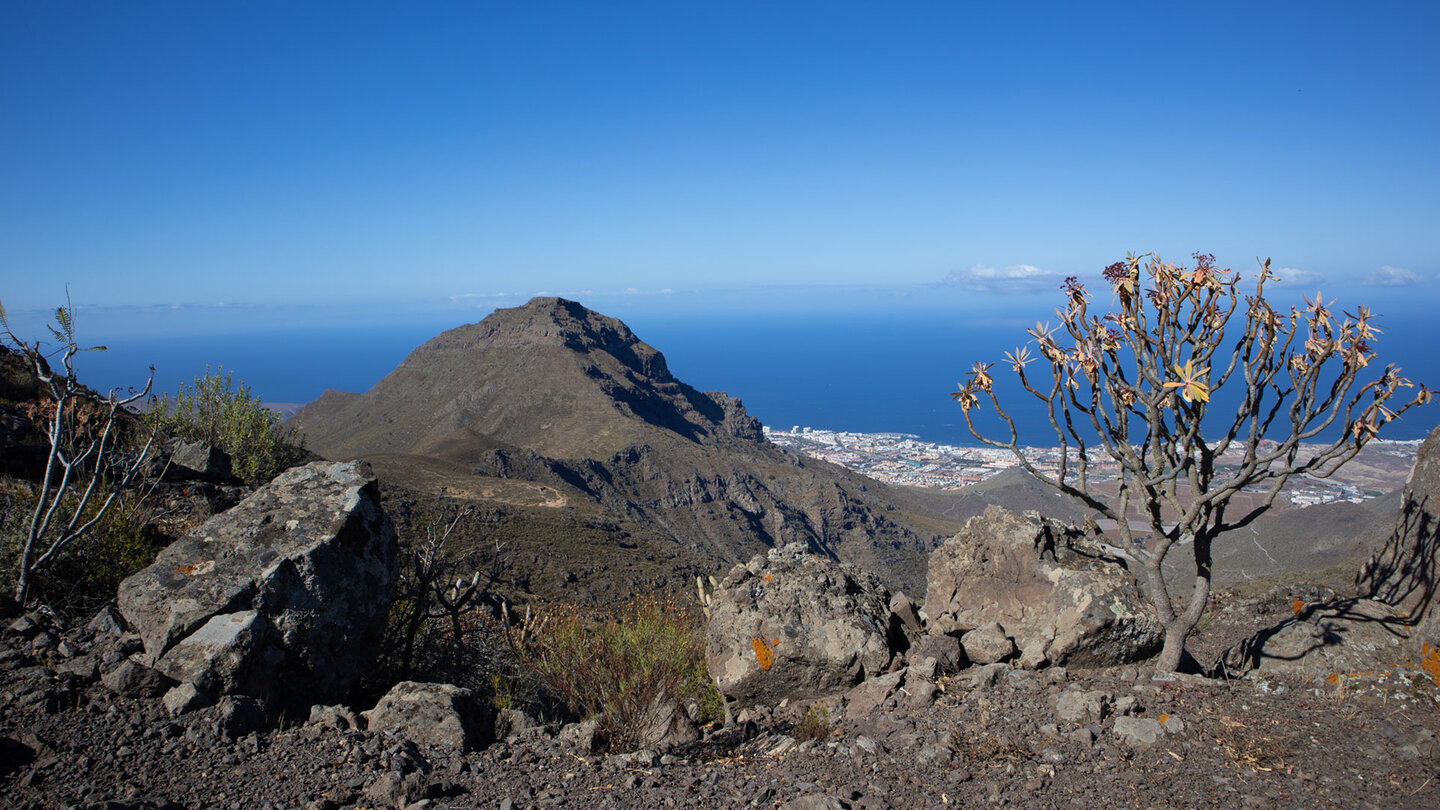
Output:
(288, 297), (958, 596)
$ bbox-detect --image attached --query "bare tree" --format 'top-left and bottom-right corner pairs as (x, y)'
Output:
(952, 253), (1430, 671)
(2, 296), (156, 606)
(395, 505), (510, 678)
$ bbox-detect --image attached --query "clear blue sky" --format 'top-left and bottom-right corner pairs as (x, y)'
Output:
(2, 0), (1437, 336)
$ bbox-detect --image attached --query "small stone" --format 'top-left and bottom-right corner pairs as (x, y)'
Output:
(1159, 715), (1186, 735)
(910, 634), (967, 675)
(101, 658), (171, 699)
(965, 663), (1010, 691)
(1112, 717), (1164, 748)
(363, 682), (489, 752)
(163, 682), (215, 717)
(905, 679), (940, 708)
(7, 614), (40, 639)
(85, 606), (126, 638)
(1055, 688), (1110, 724)
(309, 703), (364, 731)
(961, 623), (1017, 665)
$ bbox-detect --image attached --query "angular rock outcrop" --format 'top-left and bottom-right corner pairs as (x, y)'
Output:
(1358, 423), (1440, 661)
(630, 695), (701, 751)
(705, 544), (895, 711)
(116, 461), (398, 714)
(924, 506), (1161, 668)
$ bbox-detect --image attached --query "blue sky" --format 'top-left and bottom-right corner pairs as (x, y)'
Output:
(2, 0), (1438, 337)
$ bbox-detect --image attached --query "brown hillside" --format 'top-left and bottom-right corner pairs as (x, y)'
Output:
(290, 297), (743, 462)
(286, 298), (962, 597)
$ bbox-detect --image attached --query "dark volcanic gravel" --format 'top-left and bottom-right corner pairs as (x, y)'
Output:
(3, 607), (1439, 810)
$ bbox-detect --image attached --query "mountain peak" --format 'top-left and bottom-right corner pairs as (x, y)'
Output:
(455, 297), (674, 383)
(291, 299), (750, 461)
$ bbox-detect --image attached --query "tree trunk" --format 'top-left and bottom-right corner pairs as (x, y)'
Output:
(1157, 534), (1215, 673)
(1155, 621), (1191, 672)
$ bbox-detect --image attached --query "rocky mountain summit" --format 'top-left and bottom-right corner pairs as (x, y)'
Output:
(291, 298), (756, 463)
(288, 298), (962, 598)
(4, 431), (1439, 808)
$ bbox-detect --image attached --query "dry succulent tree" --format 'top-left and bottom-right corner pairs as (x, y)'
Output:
(952, 253), (1430, 671)
(2, 295), (156, 607)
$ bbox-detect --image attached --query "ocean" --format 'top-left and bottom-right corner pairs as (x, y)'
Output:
(68, 308), (1440, 447)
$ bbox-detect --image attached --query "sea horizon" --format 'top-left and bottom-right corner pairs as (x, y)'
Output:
(62, 307), (1440, 448)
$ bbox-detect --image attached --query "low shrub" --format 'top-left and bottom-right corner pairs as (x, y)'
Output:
(517, 592), (719, 752)
(792, 703), (831, 742)
(1, 482), (167, 621)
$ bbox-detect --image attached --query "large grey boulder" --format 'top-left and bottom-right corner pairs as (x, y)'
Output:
(925, 506), (1161, 668)
(116, 461), (398, 714)
(705, 544), (895, 712)
(1358, 423), (1440, 661)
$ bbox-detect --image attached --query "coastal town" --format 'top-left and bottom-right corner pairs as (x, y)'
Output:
(763, 425), (1421, 507)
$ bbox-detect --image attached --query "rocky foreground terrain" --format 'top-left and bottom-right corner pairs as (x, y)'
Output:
(2, 596), (1437, 810)
(3, 432), (1439, 809)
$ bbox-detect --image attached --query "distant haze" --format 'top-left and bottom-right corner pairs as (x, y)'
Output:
(72, 298), (1440, 448)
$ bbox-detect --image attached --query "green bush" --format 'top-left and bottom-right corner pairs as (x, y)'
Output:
(792, 703), (832, 742)
(156, 366), (305, 484)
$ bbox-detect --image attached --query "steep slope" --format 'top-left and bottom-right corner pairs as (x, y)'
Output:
(292, 298), (752, 462)
(289, 298), (956, 595)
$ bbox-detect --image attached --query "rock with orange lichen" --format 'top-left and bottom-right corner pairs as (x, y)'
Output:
(1217, 597), (1411, 682)
(704, 544), (896, 712)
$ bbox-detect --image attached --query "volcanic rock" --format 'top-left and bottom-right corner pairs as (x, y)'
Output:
(705, 544), (896, 711)
(116, 460), (397, 714)
(960, 622), (1017, 665)
(165, 440), (237, 483)
(1216, 598), (1411, 682)
(925, 506), (1161, 668)
(363, 681), (491, 752)
(1358, 423), (1440, 660)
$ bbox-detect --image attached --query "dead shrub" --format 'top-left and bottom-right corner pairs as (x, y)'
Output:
(514, 592), (718, 752)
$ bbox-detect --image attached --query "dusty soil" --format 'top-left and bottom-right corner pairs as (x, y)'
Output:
(3, 595), (1438, 810)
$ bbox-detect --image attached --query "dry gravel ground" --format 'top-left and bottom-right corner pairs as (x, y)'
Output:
(3, 619), (1439, 810)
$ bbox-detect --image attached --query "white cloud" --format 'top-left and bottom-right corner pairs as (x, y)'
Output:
(942, 263), (1064, 293)
(1364, 265), (1422, 286)
(1270, 266), (1324, 285)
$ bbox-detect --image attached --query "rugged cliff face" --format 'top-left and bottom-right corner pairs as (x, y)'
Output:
(288, 298), (953, 597)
